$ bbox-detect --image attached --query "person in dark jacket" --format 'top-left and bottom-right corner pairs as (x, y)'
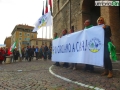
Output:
(48, 47), (52, 60)
(39, 46), (43, 59)
(27, 46), (33, 62)
(97, 16), (113, 78)
(22, 47), (25, 60)
(25, 46), (29, 61)
(31, 46), (35, 60)
(13, 48), (19, 62)
(44, 44), (48, 60)
(35, 46), (39, 60)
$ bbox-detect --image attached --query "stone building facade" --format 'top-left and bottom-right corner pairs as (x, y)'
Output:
(30, 38), (52, 48)
(11, 24), (37, 48)
(4, 36), (11, 48)
(53, 0), (120, 58)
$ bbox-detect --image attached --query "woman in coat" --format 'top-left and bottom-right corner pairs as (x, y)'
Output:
(97, 16), (113, 78)
(0, 47), (5, 64)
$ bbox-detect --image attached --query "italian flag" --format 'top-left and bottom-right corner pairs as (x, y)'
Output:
(45, 0), (48, 14)
(10, 41), (17, 52)
(49, 0), (52, 11)
(8, 48), (12, 55)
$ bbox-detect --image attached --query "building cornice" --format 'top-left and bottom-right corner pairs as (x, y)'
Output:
(30, 38), (52, 41)
(11, 24), (35, 35)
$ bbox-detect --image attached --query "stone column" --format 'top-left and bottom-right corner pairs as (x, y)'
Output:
(101, 7), (120, 59)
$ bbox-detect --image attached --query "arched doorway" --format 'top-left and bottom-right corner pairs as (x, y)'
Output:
(81, 0), (100, 26)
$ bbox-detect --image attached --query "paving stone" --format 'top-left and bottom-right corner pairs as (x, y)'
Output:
(0, 59), (119, 90)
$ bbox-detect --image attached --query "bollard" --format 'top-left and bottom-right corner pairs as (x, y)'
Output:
(6, 56), (11, 64)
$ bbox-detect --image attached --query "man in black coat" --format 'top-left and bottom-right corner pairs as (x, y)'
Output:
(27, 46), (33, 62)
(44, 44), (48, 60)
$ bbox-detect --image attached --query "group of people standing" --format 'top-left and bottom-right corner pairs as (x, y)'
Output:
(0, 47), (20, 63)
(22, 44), (52, 62)
(53, 16), (113, 78)
(0, 44), (52, 64)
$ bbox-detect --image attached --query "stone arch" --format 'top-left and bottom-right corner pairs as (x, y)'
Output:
(80, 0), (100, 28)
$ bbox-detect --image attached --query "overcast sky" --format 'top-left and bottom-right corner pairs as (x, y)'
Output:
(0, 0), (52, 44)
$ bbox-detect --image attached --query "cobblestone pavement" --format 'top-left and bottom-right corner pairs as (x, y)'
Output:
(0, 59), (120, 90)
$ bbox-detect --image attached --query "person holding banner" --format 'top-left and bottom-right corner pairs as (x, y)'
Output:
(68, 29), (77, 70)
(61, 29), (69, 68)
(84, 19), (94, 73)
(53, 32), (60, 66)
(97, 16), (113, 78)
(28, 46), (33, 62)
(54, 32), (58, 39)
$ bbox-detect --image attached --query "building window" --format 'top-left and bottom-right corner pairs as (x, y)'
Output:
(31, 34), (34, 38)
(27, 43), (29, 45)
(19, 32), (22, 36)
(71, 25), (74, 30)
(19, 38), (21, 40)
(27, 33), (30, 36)
(27, 38), (30, 41)
(24, 38), (26, 41)
(22, 41), (28, 45)
(24, 33), (27, 36)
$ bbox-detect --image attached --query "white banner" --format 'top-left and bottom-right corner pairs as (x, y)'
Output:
(52, 26), (104, 67)
(18, 42), (22, 57)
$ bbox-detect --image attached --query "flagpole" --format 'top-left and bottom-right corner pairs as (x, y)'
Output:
(51, 24), (53, 39)
(42, 1), (44, 44)
(49, 0), (52, 39)
(42, 27), (43, 44)
(46, 26), (47, 39)
(49, 26), (51, 39)
(45, 0), (48, 40)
